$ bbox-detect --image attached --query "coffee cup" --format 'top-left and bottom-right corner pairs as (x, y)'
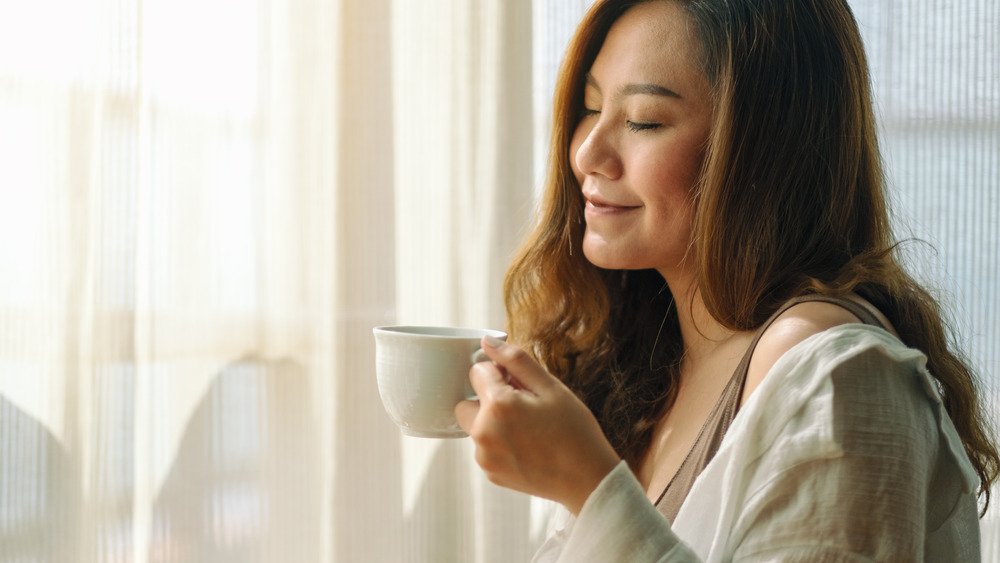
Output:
(372, 326), (507, 438)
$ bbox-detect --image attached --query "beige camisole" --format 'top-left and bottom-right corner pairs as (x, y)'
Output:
(654, 294), (887, 521)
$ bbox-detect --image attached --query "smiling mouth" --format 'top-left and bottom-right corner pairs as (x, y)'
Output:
(585, 199), (642, 215)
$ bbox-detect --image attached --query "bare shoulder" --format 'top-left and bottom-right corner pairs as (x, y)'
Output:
(740, 295), (899, 406)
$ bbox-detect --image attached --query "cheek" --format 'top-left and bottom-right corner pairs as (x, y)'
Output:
(649, 137), (705, 198)
(645, 150), (700, 198)
(568, 124), (587, 185)
(639, 144), (703, 227)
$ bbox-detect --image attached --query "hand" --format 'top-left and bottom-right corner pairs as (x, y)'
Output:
(454, 336), (621, 515)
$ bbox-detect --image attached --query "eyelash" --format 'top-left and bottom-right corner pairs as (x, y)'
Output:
(626, 121), (660, 132)
(580, 108), (661, 133)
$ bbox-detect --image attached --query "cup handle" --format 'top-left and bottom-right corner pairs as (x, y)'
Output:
(470, 349), (489, 365)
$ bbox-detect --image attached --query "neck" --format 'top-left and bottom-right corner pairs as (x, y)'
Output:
(658, 268), (735, 363)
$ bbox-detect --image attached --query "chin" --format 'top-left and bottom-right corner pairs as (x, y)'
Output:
(582, 239), (678, 274)
(582, 242), (638, 270)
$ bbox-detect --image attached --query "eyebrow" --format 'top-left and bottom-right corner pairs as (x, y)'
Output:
(585, 72), (682, 100)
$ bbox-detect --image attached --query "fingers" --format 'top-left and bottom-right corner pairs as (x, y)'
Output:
(467, 359), (510, 399)
(479, 336), (554, 393)
(454, 398), (479, 434)
(459, 349), (523, 435)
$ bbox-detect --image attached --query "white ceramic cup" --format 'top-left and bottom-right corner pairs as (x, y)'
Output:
(372, 326), (507, 438)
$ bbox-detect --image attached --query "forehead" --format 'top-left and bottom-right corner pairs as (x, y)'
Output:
(588, 1), (705, 92)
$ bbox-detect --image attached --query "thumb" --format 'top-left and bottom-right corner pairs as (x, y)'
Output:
(480, 336), (555, 393)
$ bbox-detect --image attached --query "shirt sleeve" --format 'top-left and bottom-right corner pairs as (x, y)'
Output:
(726, 343), (978, 562)
(553, 460), (701, 563)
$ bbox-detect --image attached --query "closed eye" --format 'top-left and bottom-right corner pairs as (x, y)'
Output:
(626, 120), (661, 132)
(580, 107), (600, 118)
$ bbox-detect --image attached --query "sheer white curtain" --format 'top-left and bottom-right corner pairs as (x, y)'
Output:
(0, 0), (997, 561)
(0, 0), (544, 560)
(0, 0), (341, 559)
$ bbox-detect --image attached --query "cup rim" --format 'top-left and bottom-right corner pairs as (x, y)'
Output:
(372, 325), (507, 340)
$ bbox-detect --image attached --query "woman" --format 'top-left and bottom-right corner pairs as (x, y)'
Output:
(455, 0), (999, 560)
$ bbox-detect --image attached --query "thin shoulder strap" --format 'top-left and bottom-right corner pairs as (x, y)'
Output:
(782, 294), (886, 328)
(731, 294), (888, 406)
(653, 294), (889, 522)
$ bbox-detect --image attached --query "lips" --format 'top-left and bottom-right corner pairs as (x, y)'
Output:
(583, 192), (642, 215)
(586, 199), (641, 210)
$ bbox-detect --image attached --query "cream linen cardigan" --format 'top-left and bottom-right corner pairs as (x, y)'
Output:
(533, 325), (982, 562)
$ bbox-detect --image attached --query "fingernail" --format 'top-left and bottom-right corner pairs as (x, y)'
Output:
(484, 335), (505, 349)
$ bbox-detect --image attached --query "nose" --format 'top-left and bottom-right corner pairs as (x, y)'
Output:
(572, 117), (623, 181)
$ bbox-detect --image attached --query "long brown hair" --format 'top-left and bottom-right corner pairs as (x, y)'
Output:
(504, 0), (998, 512)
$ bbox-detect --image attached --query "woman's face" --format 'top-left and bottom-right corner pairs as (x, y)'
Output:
(570, 0), (712, 275)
